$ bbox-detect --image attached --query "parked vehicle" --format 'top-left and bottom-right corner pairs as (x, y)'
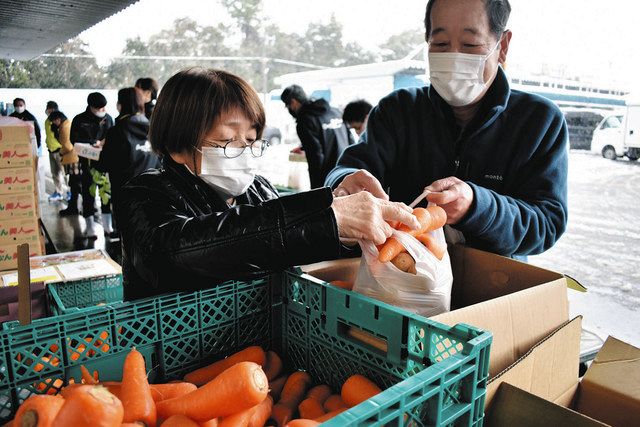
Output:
(563, 108), (606, 150)
(591, 102), (640, 161)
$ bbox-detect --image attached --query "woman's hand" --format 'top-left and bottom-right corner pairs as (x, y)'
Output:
(331, 191), (420, 245)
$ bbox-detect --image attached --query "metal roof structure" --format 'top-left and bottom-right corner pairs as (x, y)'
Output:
(0, 0), (138, 60)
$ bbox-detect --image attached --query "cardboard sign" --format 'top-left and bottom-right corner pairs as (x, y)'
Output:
(0, 141), (33, 169)
(0, 242), (42, 271)
(0, 168), (35, 195)
(74, 143), (102, 161)
(0, 193), (37, 220)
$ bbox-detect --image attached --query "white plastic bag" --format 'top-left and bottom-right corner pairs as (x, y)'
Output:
(353, 227), (453, 317)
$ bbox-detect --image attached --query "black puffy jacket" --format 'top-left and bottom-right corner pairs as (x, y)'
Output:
(117, 156), (341, 300)
(70, 108), (114, 144)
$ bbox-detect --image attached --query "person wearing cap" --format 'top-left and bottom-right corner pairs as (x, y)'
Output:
(44, 101), (66, 201)
(61, 92), (114, 240)
(281, 85), (352, 189)
(326, 0), (568, 259)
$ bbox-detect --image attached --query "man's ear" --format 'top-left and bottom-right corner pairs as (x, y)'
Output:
(499, 30), (513, 65)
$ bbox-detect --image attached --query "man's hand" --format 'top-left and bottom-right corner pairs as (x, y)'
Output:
(332, 169), (388, 200)
(425, 177), (474, 224)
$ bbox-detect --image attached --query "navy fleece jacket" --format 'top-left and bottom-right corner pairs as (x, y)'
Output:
(325, 68), (568, 256)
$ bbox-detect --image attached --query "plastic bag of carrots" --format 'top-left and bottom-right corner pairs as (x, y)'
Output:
(353, 205), (453, 317)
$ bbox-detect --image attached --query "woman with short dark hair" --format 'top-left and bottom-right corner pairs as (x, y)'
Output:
(118, 68), (419, 300)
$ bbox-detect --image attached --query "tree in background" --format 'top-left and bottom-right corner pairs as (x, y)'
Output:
(379, 29), (425, 61)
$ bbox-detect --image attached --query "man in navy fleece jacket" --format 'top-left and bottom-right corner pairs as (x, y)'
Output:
(326, 0), (568, 258)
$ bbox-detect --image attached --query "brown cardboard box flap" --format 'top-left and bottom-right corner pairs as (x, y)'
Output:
(575, 336), (640, 427)
(486, 316), (582, 407)
(486, 383), (608, 427)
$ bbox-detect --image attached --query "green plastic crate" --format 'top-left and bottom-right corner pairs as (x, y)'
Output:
(0, 271), (491, 426)
(47, 274), (123, 315)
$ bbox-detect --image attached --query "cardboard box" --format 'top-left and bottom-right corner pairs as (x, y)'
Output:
(302, 245), (570, 378)
(0, 126), (31, 146)
(74, 142), (102, 161)
(487, 331), (640, 427)
(0, 242), (43, 272)
(0, 193), (37, 220)
(0, 140), (33, 169)
(0, 217), (40, 246)
(0, 167), (35, 195)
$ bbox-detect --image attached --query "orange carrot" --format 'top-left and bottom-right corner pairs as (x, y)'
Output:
(315, 408), (347, 422)
(120, 424), (143, 427)
(378, 206), (447, 262)
(264, 351), (283, 381)
(120, 349), (156, 426)
(298, 397), (325, 419)
(341, 375), (382, 407)
(271, 371), (312, 427)
(13, 395), (64, 427)
(323, 395), (347, 412)
(101, 382), (197, 403)
(285, 421), (320, 427)
(199, 419), (219, 427)
(157, 362), (268, 422)
(269, 376), (287, 401)
(249, 396), (273, 427)
(52, 385), (123, 427)
(160, 415), (199, 427)
(329, 280), (353, 290)
(183, 346), (266, 386)
(305, 385), (332, 405)
(415, 233), (446, 260)
(80, 365), (97, 385)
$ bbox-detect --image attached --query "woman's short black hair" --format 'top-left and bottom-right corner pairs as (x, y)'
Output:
(343, 100), (373, 123)
(48, 111), (67, 122)
(117, 87), (144, 116)
(424, 0), (511, 41)
(149, 68), (266, 156)
(135, 77), (159, 100)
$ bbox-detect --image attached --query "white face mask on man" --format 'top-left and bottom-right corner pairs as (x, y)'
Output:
(198, 146), (256, 198)
(14, 106), (25, 114)
(428, 40), (501, 107)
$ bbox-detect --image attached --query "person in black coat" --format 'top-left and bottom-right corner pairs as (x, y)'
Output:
(281, 85), (352, 189)
(95, 87), (160, 236)
(9, 98), (41, 148)
(117, 68), (419, 300)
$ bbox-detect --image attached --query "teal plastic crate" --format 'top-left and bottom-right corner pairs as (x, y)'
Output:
(0, 271), (491, 426)
(47, 274), (123, 315)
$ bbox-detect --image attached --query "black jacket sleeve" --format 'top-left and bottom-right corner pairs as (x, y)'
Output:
(296, 115), (326, 188)
(120, 180), (341, 290)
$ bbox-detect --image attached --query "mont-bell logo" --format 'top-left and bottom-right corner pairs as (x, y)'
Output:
(484, 174), (504, 182)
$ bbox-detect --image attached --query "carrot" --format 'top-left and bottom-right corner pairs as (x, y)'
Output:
(183, 346), (266, 386)
(285, 421), (320, 427)
(52, 385), (123, 427)
(199, 419), (218, 427)
(157, 362), (268, 422)
(80, 365), (97, 385)
(390, 252), (415, 273)
(305, 385), (331, 405)
(298, 398), (325, 419)
(341, 375), (382, 408)
(120, 424), (143, 427)
(160, 415), (200, 427)
(323, 395), (347, 412)
(120, 348), (156, 426)
(415, 233), (446, 260)
(264, 351), (283, 381)
(101, 382), (197, 403)
(329, 280), (353, 290)
(271, 371), (312, 426)
(249, 396), (273, 427)
(13, 395), (64, 427)
(378, 206), (447, 262)
(268, 376), (287, 401)
(315, 408), (347, 422)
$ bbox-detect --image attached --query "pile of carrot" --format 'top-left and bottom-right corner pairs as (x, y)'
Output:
(7, 345), (383, 427)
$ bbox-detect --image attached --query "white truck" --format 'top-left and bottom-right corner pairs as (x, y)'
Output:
(591, 101), (640, 161)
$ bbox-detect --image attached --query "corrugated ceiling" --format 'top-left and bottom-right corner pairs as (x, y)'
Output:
(0, 0), (138, 60)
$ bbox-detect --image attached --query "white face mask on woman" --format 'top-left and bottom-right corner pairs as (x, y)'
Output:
(428, 40), (501, 107)
(199, 146), (256, 198)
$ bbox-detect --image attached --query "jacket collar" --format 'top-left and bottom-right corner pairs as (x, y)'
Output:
(428, 66), (511, 137)
(162, 154), (230, 209)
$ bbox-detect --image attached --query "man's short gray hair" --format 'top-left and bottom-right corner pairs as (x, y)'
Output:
(424, 0), (511, 41)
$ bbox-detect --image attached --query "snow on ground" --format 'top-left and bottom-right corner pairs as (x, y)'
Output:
(529, 150), (640, 347)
